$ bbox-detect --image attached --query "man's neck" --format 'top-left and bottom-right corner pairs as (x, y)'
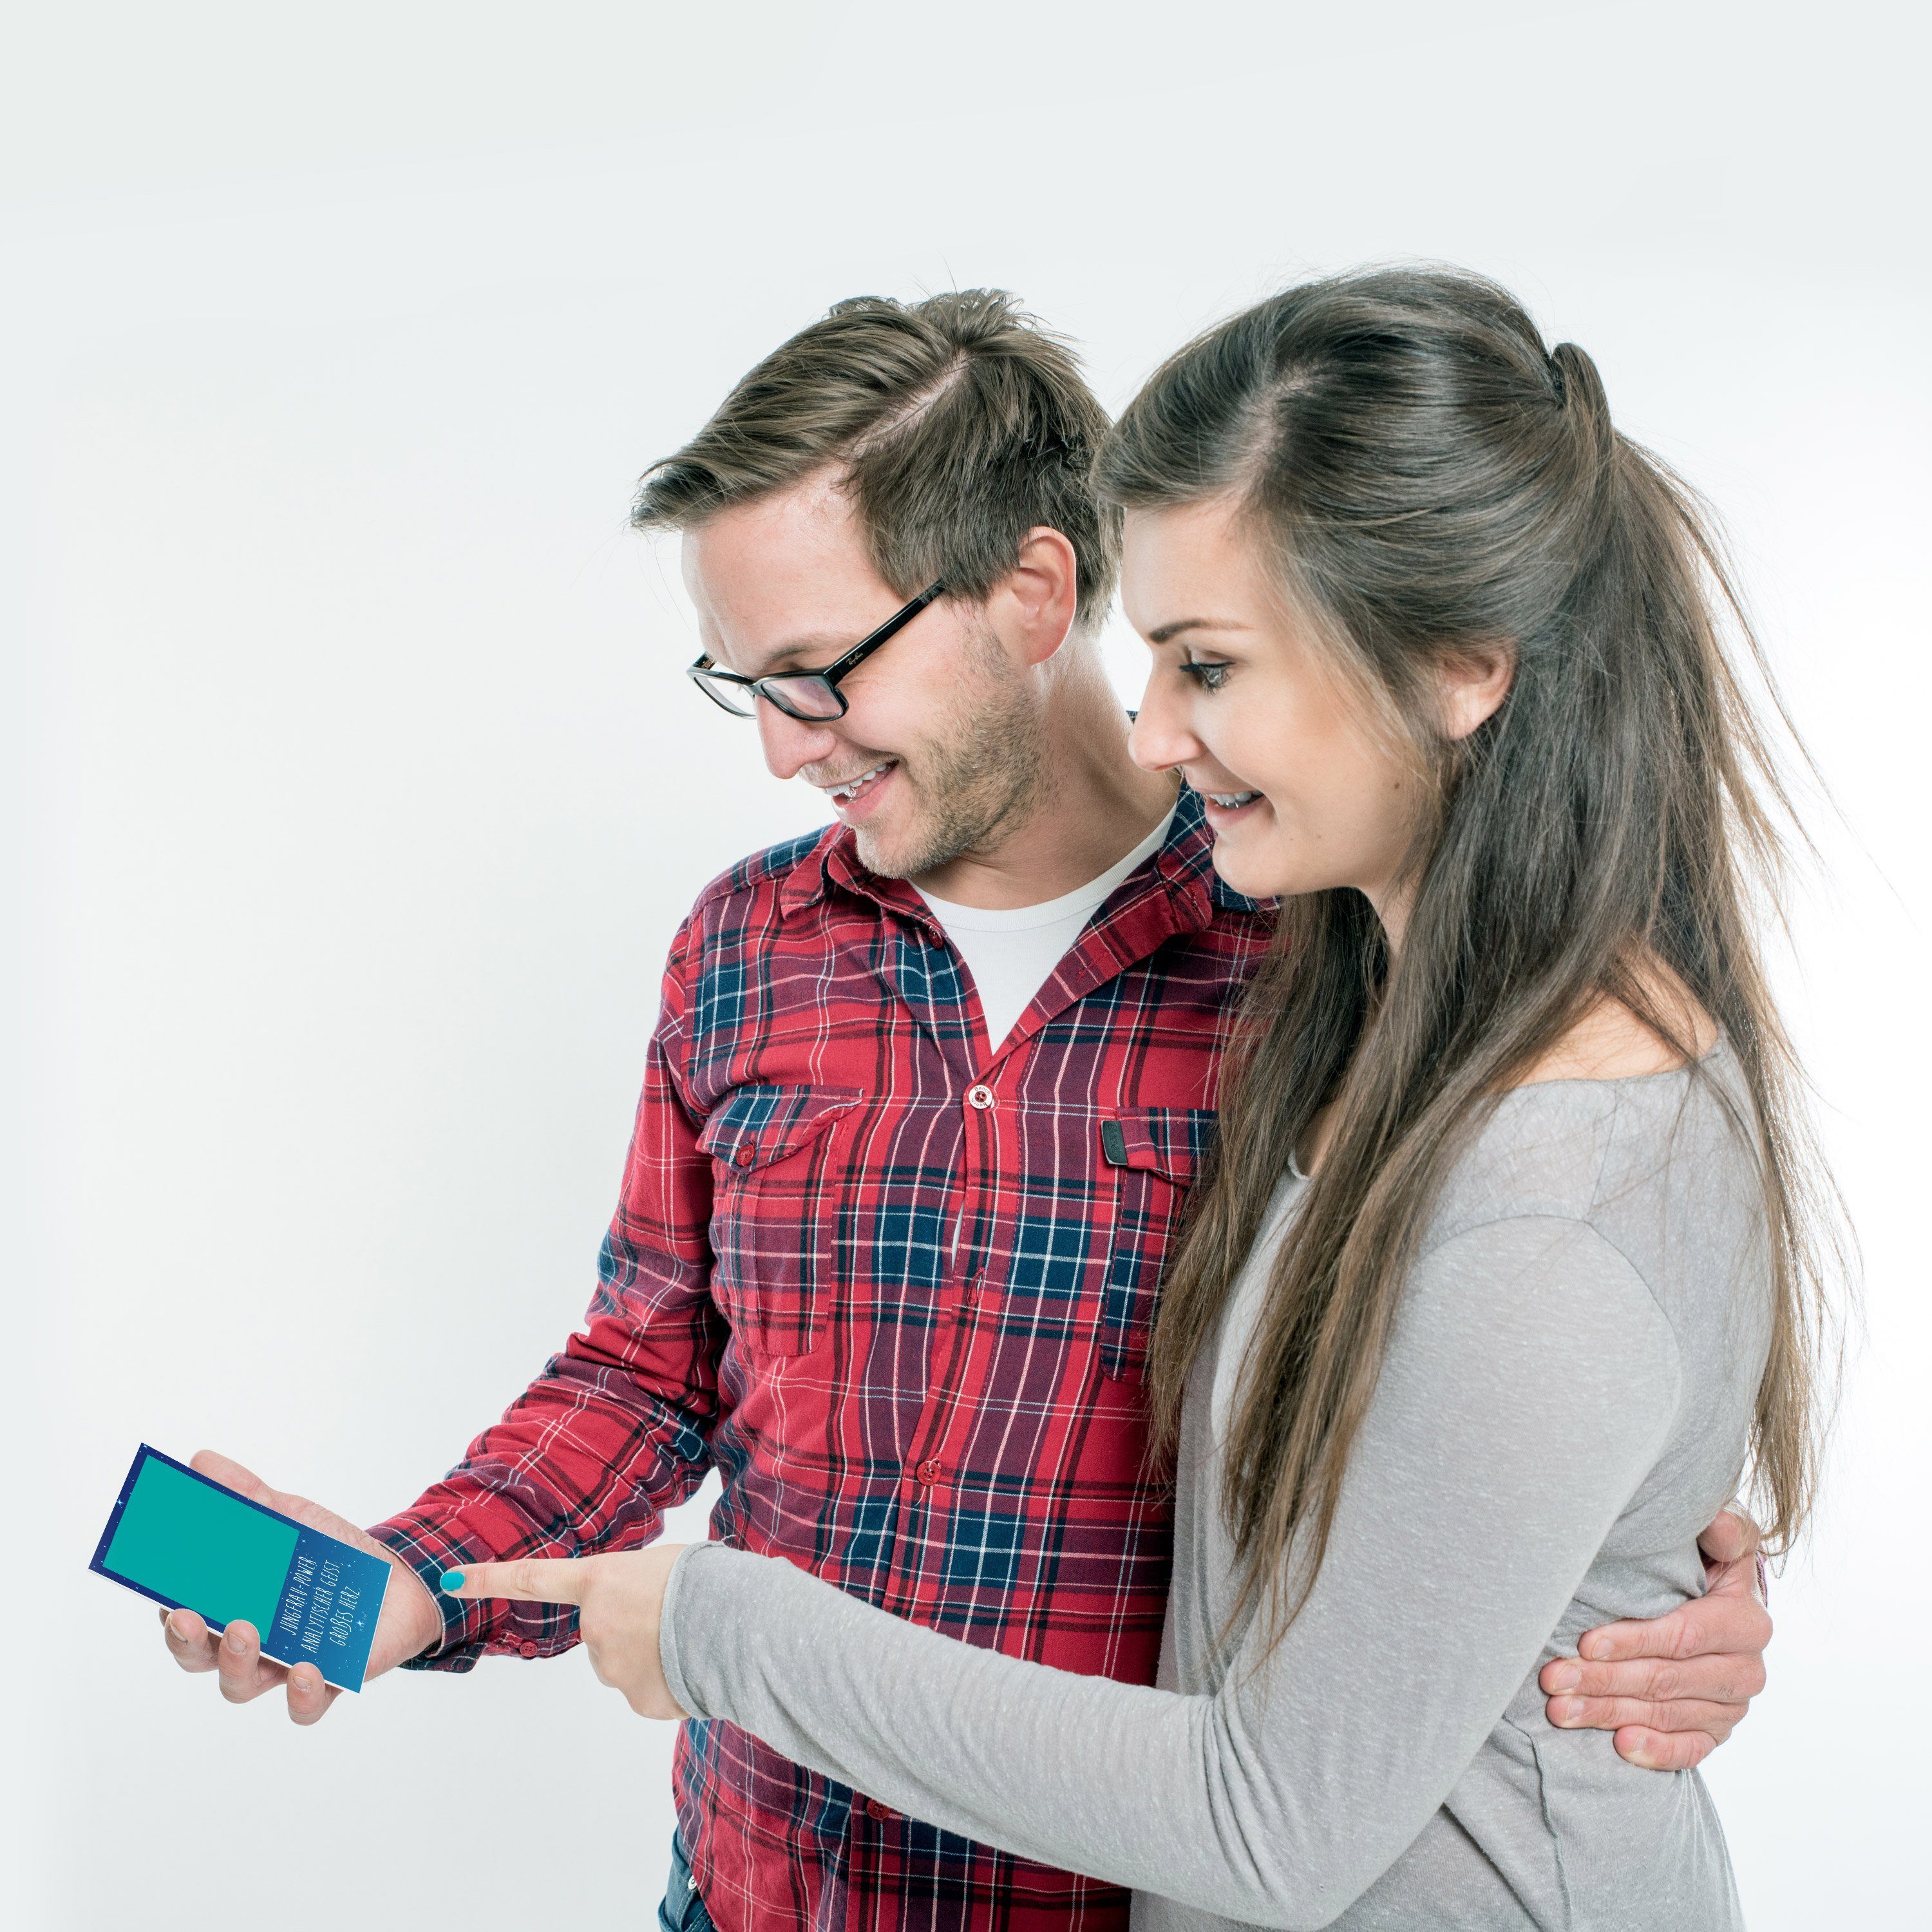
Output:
(909, 665), (1179, 911)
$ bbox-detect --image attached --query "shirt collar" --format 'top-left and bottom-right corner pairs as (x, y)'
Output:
(775, 783), (1272, 930)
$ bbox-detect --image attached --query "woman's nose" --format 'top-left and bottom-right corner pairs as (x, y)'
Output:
(1128, 677), (1200, 774)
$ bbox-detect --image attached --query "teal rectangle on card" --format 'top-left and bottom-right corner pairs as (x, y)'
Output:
(103, 1451), (300, 1637)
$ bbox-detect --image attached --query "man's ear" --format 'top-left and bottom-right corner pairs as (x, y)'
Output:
(1439, 639), (1516, 741)
(990, 526), (1082, 668)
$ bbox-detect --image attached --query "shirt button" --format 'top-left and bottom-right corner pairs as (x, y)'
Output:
(965, 1084), (995, 1111)
(518, 1641), (540, 1658)
(735, 1144), (755, 1166)
(915, 1458), (945, 1487)
(865, 1798), (897, 1821)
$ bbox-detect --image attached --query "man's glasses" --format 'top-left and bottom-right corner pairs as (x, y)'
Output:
(687, 582), (946, 721)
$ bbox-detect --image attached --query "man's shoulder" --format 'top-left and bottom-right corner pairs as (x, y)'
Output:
(1155, 804), (1276, 937)
(679, 822), (841, 940)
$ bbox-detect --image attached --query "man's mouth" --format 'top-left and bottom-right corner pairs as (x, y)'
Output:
(819, 759), (898, 806)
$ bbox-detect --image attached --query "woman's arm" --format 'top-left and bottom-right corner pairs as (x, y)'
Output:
(660, 1215), (1683, 1929)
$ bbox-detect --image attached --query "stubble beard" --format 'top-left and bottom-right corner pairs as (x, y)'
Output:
(853, 644), (1048, 883)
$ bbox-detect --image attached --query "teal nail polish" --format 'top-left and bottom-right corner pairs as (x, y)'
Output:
(440, 1569), (466, 1592)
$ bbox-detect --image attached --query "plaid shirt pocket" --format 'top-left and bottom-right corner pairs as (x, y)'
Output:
(1098, 1106), (1218, 1382)
(699, 1084), (864, 1356)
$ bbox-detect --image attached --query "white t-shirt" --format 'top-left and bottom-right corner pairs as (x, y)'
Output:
(916, 808), (1176, 1052)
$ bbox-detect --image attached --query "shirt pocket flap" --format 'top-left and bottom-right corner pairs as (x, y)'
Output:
(1095, 1106), (1217, 1383)
(699, 1085), (864, 1175)
(1099, 1107), (1215, 1184)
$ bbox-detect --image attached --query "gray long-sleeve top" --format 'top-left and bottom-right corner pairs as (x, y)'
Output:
(661, 1048), (1767, 1930)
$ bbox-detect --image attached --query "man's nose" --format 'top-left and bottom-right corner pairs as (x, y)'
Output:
(756, 701), (843, 781)
(1128, 677), (1201, 774)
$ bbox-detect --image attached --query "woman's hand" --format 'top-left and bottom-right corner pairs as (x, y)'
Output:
(441, 1546), (690, 1718)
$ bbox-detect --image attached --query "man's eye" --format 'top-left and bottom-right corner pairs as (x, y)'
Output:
(1178, 659), (1233, 692)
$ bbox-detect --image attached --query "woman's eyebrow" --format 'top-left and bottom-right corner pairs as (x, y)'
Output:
(1145, 616), (1253, 646)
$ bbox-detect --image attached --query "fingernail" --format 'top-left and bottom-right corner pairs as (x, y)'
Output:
(1548, 1664), (1581, 1691)
(440, 1569), (466, 1593)
(1562, 1698), (1587, 1724)
(165, 1612), (183, 1640)
(224, 1627), (247, 1654)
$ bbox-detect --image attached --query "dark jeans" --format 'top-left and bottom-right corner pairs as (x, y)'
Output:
(656, 1830), (717, 1932)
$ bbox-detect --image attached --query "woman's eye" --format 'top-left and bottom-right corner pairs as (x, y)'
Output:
(1179, 659), (1233, 692)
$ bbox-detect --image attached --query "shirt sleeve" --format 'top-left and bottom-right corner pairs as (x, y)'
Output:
(372, 920), (728, 1671)
(659, 1214), (1682, 1928)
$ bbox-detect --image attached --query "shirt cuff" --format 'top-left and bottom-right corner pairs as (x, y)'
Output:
(367, 1511), (582, 1672)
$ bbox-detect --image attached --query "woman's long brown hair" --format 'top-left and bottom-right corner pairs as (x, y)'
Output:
(1098, 267), (1848, 1649)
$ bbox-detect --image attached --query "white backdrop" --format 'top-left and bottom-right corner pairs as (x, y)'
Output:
(6, 4), (1927, 1926)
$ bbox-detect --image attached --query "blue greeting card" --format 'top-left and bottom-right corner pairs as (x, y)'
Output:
(91, 1444), (391, 1691)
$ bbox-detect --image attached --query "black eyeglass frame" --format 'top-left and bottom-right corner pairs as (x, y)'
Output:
(686, 582), (947, 721)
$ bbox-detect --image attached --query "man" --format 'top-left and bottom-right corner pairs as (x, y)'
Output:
(163, 290), (1772, 1932)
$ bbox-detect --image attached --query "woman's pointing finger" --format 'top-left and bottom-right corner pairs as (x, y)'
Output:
(439, 1558), (595, 1605)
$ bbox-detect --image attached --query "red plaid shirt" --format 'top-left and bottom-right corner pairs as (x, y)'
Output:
(373, 790), (1271, 1931)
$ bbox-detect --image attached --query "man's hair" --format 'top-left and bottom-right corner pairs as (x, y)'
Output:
(632, 290), (1119, 629)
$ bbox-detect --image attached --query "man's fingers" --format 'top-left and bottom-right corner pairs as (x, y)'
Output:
(1576, 1611), (1688, 1664)
(1548, 1692), (1743, 1737)
(1613, 1724), (1716, 1772)
(160, 1605), (221, 1674)
(285, 1663), (337, 1727)
(1555, 1576), (1770, 1755)
(214, 1620), (283, 1704)
(1577, 1589), (1768, 1667)
(172, 1606), (330, 1718)
(439, 1557), (593, 1607)
(1700, 1549), (1772, 1634)
(1540, 1650), (1766, 1706)
(1696, 1506), (1761, 1567)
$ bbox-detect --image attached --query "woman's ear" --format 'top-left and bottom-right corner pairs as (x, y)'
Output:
(1439, 640), (1516, 741)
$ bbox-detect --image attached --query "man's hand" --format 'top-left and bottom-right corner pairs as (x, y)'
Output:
(442, 1546), (688, 1718)
(157, 1450), (444, 1725)
(1539, 1508), (1770, 1770)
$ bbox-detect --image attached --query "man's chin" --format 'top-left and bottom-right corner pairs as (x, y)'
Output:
(851, 824), (922, 881)
(851, 808), (958, 884)
(846, 761), (1032, 884)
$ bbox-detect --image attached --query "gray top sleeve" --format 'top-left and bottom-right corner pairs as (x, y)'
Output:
(659, 1215), (1682, 1930)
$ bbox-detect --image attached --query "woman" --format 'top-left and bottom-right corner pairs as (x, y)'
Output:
(448, 268), (1837, 1927)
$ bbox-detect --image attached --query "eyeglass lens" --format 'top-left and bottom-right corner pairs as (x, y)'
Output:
(693, 670), (844, 721)
(762, 676), (844, 721)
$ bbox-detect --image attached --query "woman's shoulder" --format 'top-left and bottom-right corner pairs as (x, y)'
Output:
(1427, 1009), (1761, 1327)
(1456, 972), (1735, 1204)
(1516, 972), (1721, 1087)
(1431, 960), (1731, 1203)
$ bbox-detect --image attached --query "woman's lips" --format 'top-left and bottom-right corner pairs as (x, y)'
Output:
(1197, 784), (1262, 829)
